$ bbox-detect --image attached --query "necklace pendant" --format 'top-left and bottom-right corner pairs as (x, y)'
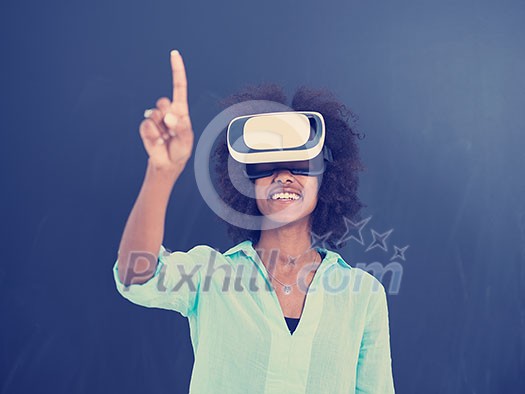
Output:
(283, 285), (292, 295)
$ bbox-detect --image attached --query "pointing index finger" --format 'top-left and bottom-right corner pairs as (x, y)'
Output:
(170, 50), (189, 115)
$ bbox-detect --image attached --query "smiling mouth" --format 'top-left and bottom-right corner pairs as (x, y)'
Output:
(269, 192), (302, 201)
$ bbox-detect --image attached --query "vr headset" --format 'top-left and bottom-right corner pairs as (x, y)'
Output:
(226, 111), (333, 180)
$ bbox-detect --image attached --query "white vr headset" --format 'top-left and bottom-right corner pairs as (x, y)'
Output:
(226, 111), (332, 165)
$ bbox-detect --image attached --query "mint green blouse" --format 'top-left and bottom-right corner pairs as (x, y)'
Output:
(112, 240), (395, 393)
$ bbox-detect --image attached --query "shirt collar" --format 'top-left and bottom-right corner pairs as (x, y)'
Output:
(224, 240), (351, 270)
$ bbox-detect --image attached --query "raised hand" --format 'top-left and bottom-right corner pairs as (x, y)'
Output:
(139, 50), (194, 172)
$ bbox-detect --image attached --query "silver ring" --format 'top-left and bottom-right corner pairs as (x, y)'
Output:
(143, 108), (155, 119)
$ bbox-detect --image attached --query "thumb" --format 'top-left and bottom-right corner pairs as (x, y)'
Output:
(164, 112), (178, 136)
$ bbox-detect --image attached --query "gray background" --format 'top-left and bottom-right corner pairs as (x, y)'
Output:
(1, 0), (524, 393)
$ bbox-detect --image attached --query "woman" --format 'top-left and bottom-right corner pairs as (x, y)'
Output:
(113, 50), (395, 393)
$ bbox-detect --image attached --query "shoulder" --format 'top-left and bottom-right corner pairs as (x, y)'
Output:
(325, 248), (386, 291)
(160, 241), (253, 271)
(162, 243), (219, 256)
(353, 267), (386, 293)
(159, 244), (221, 268)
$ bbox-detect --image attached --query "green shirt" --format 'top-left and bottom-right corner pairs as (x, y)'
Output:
(113, 240), (395, 393)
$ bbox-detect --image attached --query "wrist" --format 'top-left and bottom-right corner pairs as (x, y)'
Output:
(146, 159), (185, 182)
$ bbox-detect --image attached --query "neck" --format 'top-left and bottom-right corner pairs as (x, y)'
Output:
(254, 218), (320, 274)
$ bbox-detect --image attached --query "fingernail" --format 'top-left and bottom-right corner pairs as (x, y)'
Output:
(143, 109), (154, 118)
(171, 49), (179, 56)
(168, 130), (177, 137)
(156, 137), (164, 145)
(164, 112), (178, 127)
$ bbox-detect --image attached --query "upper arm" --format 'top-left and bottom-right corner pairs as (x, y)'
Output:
(355, 279), (395, 393)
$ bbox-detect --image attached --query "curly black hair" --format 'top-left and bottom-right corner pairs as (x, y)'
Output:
(212, 83), (366, 249)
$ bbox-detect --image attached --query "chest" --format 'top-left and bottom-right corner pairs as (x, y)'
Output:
(271, 271), (315, 319)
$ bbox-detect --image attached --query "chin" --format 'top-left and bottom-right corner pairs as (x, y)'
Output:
(258, 199), (316, 227)
(262, 210), (312, 227)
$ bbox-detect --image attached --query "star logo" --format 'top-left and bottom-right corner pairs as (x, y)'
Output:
(390, 245), (409, 261)
(336, 216), (372, 247)
(311, 230), (332, 250)
(365, 228), (394, 252)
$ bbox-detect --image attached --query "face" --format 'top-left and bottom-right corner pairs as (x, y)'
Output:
(253, 162), (320, 226)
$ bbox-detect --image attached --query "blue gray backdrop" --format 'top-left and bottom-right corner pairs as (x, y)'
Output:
(1, 0), (524, 393)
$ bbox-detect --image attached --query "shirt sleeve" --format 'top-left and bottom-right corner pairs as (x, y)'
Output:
(112, 244), (207, 318)
(355, 280), (396, 393)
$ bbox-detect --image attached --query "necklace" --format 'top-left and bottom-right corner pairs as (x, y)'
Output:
(266, 251), (321, 295)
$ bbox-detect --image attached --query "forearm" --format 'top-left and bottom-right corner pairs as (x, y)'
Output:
(117, 159), (184, 285)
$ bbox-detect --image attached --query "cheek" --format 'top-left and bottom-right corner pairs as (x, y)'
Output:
(304, 177), (320, 195)
(305, 180), (320, 209)
(253, 181), (266, 200)
(308, 192), (319, 209)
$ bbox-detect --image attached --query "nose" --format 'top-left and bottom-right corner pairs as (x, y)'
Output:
(273, 169), (294, 184)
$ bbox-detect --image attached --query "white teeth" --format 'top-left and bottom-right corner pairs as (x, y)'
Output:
(270, 192), (301, 200)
